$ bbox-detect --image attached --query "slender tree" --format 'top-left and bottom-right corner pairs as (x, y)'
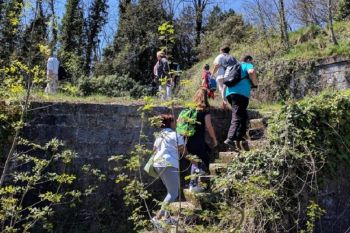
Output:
(84, 0), (108, 75)
(328, 0), (339, 45)
(48, 0), (58, 51)
(183, 0), (219, 46)
(277, 0), (289, 47)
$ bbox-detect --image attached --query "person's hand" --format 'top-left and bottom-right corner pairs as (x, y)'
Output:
(213, 139), (218, 148)
(221, 101), (228, 109)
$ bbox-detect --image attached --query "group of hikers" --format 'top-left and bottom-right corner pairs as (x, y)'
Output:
(150, 44), (258, 224)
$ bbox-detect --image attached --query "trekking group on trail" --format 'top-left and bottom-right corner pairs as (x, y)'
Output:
(149, 45), (258, 223)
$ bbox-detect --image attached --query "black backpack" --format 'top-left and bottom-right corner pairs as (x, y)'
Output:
(223, 63), (244, 87)
(58, 65), (68, 81)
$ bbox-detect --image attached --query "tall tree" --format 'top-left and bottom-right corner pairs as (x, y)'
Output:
(98, 0), (167, 82)
(277, 0), (289, 47)
(48, 0), (58, 51)
(84, 0), (108, 75)
(59, 0), (85, 79)
(328, 0), (339, 45)
(292, 0), (321, 26)
(172, 6), (197, 67)
(119, 0), (131, 15)
(336, 0), (350, 20)
(0, 0), (24, 66)
(20, 0), (48, 66)
(183, 0), (218, 46)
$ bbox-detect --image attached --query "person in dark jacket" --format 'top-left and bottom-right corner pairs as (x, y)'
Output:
(187, 87), (218, 192)
(153, 51), (171, 100)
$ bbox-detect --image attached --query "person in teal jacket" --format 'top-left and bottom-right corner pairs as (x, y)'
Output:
(223, 55), (258, 150)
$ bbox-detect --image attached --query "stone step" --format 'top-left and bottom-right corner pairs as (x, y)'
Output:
(198, 175), (215, 190)
(247, 139), (268, 150)
(209, 163), (228, 176)
(219, 151), (240, 163)
(183, 189), (212, 209)
(247, 128), (266, 140)
(249, 118), (267, 129)
(169, 201), (200, 213)
(247, 109), (262, 120)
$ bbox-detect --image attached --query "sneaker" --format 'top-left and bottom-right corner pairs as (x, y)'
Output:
(224, 139), (238, 151)
(194, 168), (206, 176)
(189, 180), (197, 188)
(164, 216), (177, 225)
(189, 185), (204, 193)
(151, 217), (162, 229)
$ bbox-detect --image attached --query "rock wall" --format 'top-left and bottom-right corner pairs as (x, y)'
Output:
(25, 102), (260, 159)
(21, 101), (350, 232)
(254, 56), (350, 101)
(291, 56), (350, 99)
(22, 102), (260, 232)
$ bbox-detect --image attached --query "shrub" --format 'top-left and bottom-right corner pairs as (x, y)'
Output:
(212, 90), (350, 232)
(78, 74), (151, 98)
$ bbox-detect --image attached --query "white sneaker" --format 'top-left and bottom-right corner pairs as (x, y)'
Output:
(151, 217), (162, 229)
(189, 185), (203, 193)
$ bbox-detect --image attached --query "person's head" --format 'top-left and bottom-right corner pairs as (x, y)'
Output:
(203, 64), (210, 71)
(156, 51), (165, 60)
(220, 45), (230, 54)
(193, 87), (210, 110)
(240, 54), (253, 63)
(160, 114), (175, 129)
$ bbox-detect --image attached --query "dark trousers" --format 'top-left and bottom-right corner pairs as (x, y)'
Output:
(227, 94), (249, 141)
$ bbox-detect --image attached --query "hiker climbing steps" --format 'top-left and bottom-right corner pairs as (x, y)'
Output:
(169, 111), (269, 220)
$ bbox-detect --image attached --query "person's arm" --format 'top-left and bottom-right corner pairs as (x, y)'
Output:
(163, 58), (170, 74)
(222, 84), (228, 104)
(178, 145), (186, 155)
(248, 69), (258, 87)
(176, 134), (187, 157)
(211, 64), (220, 76)
(205, 114), (218, 147)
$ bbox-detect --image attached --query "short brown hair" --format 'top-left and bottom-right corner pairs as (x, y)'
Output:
(220, 45), (230, 54)
(160, 114), (174, 128)
(240, 54), (253, 62)
(193, 87), (209, 110)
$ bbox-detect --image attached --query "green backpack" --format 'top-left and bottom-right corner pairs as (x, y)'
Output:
(176, 108), (198, 137)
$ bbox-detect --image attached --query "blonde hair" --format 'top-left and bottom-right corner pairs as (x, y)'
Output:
(193, 87), (209, 110)
(157, 51), (165, 57)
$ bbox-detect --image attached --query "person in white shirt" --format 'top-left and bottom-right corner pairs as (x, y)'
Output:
(211, 45), (237, 107)
(153, 114), (185, 220)
(45, 52), (59, 94)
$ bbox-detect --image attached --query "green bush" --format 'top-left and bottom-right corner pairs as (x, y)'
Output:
(78, 74), (151, 98)
(211, 90), (350, 232)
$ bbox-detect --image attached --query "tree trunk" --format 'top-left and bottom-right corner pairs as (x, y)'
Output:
(49, 0), (57, 50)
(328, 0), (338, 45)
(256, 0), (272, 53)
(278, 0), (289, 47)
(195, 6), (203, 46)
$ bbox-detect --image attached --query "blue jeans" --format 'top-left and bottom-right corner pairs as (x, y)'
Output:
(155, 167), (179, 215)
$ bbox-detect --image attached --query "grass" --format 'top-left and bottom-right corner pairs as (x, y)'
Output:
(180, 21), (350, 108)
(29, 90), (142, 105)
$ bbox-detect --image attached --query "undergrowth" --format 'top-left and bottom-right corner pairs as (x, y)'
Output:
(208, 89), (350, 232)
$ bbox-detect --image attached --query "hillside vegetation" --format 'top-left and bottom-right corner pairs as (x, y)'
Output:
(180, 20), (350, 105)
